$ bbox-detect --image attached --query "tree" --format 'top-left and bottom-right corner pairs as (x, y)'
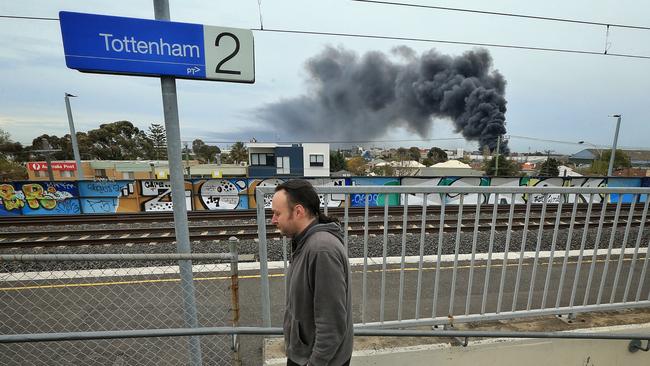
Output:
(408, 146), (421, 162)
(0, 129), (28, 180)
(538, 158), (560, 176)
(147, 123), (167, 160)
(0, 129), (28, 162)
(370, 165), (395, 176)
(483, 155), (519, 176)
(330, 150), (346, 172)
(590, 149), (631, 175)
(346, 157), (368, 176)
(427, 147), (448, 164)
(228, 141), (248, 164)
(192, 139), (221, 163)
(395, 147), (409, 161)
(86, 121), (152, 160)
(422, 157), (434, 167)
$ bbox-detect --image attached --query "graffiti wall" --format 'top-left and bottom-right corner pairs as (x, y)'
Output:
(400, 176), (614, 205)
(0, 176), (648, 216)
(10, 182), (80, 215)
(139, 180), (193, 212)
(78, 181), (138, 213)
(247, 178), (351, 208)
(193, 178), (248, 210)
(349, 177), (400, 207)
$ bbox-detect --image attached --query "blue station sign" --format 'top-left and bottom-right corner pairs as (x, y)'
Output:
(59, 11), (255, 83)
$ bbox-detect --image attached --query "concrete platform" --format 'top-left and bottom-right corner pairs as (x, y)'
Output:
(263, 308), (650, 365)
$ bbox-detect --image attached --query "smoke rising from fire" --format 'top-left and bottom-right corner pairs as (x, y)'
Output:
(259, 46), (509, 153)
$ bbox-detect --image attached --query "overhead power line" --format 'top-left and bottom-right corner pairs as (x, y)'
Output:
(197, 137), (467, 145)
(351, 0), (650, 31)
(255, 28), (650, 60)
(2, 13), (649, 59)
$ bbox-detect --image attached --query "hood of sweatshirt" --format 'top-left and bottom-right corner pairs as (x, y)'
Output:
(291, 221), (344, 261)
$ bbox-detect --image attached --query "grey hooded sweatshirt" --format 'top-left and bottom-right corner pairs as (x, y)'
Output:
(283, 221), (353, 366)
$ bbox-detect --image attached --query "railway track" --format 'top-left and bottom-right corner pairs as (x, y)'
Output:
(1, 208), (646, 248)
(0, 203), (634, 227)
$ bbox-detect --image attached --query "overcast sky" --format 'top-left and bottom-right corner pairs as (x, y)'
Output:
(1, 0), (649, 154)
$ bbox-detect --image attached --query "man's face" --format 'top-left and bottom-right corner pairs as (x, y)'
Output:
(271, 190), (297, 237)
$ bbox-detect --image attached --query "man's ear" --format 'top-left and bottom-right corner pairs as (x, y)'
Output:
(293, 204), (305, 219)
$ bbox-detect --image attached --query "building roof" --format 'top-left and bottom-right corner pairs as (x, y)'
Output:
(558, 165), (582, 177)
(432, 159), (471, 168)
(245, 142), (292, 149)
(571, 148), (650, 163)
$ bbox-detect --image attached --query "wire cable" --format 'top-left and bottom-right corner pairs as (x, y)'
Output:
(198, 137), (467, 145)
(2, 14), (649, 59)
(351, 0), (650, 31)
(254, 27), (650, 60)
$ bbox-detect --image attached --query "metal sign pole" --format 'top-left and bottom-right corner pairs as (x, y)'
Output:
(153, 1), (202, 365)
(64, 93), (84, 180)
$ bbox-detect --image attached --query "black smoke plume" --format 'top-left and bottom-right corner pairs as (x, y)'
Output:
(258, 46), (509, 153)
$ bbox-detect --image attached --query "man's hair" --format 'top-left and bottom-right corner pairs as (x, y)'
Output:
(275, 179), (338, 224)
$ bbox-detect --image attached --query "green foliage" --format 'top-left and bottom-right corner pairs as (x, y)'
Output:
(84, 121), (152, 160)
(330, 150), (346, 172)
(29, 123), (157, 161)
(0, 159), (27, 181)
(0, 137), (27, 162)
(370, 165), (395, 176)
(0, 129), (28, 180)
(147, 123), (167, 160)
(483, 155), (519, 176)
(408, 146), (421, 162)
(538, 158), (560, 177)
(590, 149), (631, 175)
(427, 147), (448, 164)
(422, 157), (434, 167)
(346, 157), (368, 176)
(395, 147), (409, 161)
(225, 141), (247, 164)
(192, 139), (220, 163)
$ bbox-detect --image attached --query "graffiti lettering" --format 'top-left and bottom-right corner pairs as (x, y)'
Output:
(0, 184), (25, 211)
(85, 182), (124, 194)
(86, 199), (115, 213)
(22, 184), (57, 210)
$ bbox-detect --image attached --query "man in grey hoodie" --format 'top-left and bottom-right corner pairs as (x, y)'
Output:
(271, 180), (353, 366)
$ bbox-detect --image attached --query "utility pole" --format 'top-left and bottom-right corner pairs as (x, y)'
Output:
(184, 142), (191, 178)
(64, 93), (84, 180)
(31, 139), (62, 181)
(494, 135), (501, 176)
(608, 114), (622, 176)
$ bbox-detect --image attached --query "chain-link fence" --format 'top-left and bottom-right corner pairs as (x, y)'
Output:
(0, 252), (239, 365)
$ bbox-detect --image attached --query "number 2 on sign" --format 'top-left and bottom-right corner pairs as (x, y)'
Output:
(215, 32), (241, 75)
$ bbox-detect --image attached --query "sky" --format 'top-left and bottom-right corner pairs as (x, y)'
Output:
(1, 0), (649, 155)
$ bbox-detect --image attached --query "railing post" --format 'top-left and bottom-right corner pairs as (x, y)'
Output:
(256, 187), (272, 327)
(229, 238), (241, 366)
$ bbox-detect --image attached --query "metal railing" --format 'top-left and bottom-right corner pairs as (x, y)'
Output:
(0, 250), (240, 366)
(256, 186), (650, 328)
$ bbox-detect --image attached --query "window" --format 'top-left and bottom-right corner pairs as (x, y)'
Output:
(34, 170), (43, 178)
(250, 153), (275, 166)
(277, 156), (290, 174)
(309, 154), (324, 167)
(94, 169), (107, 177)
(122, 171), (135, 179)
(60, 170), (74, 178)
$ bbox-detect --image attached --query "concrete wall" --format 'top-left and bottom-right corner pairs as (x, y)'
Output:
(302, 143), (330, 177)
(2, 176), (649, 215)
(266, 323), (650, 365)
(275, 146), (304, 176)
